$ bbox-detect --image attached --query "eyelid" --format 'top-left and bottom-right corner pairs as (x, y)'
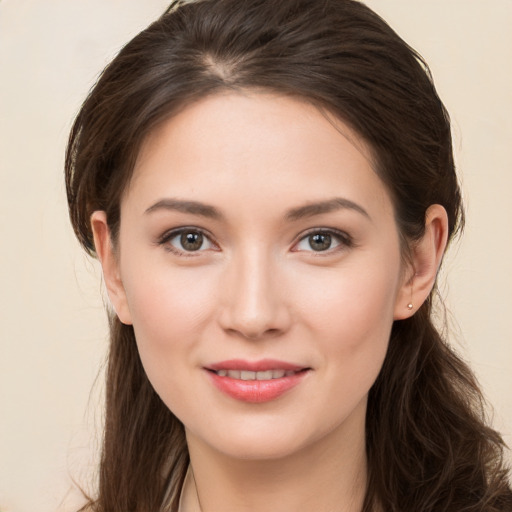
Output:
(291, 227), (353, 253)
(157, 226), (219, 256)
(156, 226), (353, 255)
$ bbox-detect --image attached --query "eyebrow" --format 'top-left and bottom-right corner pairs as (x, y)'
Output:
(285, 198), (370, 221)
(144, 196), (370, 222)
(145, 199), (223, 219)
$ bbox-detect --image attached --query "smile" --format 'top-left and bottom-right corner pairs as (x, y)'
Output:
(205, 360), (310, 403)
(212, 369), (298, 380)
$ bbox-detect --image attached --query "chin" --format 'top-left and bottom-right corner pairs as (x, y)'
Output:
(187, 413), (345, 463)
(215, 434), (310, 461)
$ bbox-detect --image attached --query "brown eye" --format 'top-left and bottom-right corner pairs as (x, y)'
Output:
(308, 233), (332, 251)
(180, 231), (204, 251)
(163, 229), (214, 254)
(294, 229), (351, 254)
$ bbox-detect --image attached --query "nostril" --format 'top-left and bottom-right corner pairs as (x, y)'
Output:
(233, 327), (284, 341)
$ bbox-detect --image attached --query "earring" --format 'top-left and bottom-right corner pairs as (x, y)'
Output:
(407, 303), (413, 310)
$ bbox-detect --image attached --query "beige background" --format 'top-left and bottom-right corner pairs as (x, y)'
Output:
(0, 1), (510, 511)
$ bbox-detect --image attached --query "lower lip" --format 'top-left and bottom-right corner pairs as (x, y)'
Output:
(206, 370), (309, 403)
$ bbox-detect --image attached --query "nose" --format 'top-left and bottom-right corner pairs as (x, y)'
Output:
(217, 249), (292, 340)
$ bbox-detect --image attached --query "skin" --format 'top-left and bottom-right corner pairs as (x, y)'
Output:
(92, 92), (448, 512)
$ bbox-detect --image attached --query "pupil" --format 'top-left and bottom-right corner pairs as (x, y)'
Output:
(181, 231), (203, 251)
(310, 233), (331, 251)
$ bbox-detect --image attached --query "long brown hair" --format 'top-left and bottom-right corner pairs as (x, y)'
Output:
(65, 0), (512, 510)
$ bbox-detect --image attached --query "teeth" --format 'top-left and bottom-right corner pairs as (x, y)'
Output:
(256, 370), (273, 380)
(215, 369), (298, 380)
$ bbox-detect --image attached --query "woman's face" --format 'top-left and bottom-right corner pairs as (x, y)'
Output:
(109, 92), (411, 460)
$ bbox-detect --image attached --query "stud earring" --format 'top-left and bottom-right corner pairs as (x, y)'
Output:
(407, 273), (416, 312)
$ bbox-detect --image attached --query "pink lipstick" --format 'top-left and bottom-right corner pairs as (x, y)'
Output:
(205, 359), (310, 403)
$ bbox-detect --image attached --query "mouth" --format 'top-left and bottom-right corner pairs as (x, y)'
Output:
(208, 368), (307, 380)
(204, 360), (311, 403)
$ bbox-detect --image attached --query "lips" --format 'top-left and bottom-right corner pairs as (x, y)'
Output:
(205, 359), (310, 403)
(213, 369), (297, 380)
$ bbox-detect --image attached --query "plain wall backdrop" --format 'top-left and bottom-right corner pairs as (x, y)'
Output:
(0, 1), (511, 511)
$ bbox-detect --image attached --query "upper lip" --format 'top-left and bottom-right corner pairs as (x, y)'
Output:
(206, 359), (307, 372)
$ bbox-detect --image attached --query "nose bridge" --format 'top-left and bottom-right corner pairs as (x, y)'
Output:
(219, 243), (288, 339)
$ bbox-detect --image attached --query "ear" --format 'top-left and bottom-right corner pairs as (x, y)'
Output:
(90, 211), (133, 325)
(394, 204), (449, 320)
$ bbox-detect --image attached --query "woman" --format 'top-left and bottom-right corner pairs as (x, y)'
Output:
(65, 0), (512, 510)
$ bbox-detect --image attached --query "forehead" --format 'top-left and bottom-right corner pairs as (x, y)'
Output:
(126, 91), (393, 220)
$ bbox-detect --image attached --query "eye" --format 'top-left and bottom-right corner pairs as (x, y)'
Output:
(160, 228), (215, 254)
(293, 229), (351, 253)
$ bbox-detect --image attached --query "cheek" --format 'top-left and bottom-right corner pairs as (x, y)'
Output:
(296, 261), (400, 336)
(292, 253), (401, 381)
(119, 261), (221, 412)
(118, 251), (222, 392)
(123, 263), (217, 338)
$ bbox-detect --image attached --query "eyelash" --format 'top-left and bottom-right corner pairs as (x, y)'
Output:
(292, 228), (354, 255)
(157, 227), (218, 256)
(157, 227), (354, 256)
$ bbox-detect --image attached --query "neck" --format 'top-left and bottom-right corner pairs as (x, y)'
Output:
(183, 406), (368, 512)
